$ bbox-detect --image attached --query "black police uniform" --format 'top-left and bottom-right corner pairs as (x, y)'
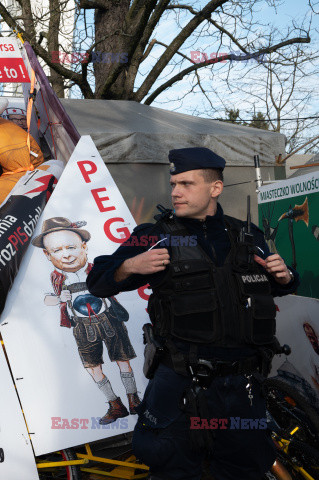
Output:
(87, 148), (299, 480)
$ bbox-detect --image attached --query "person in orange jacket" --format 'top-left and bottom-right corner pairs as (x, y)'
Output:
(0, 97), (44, 205)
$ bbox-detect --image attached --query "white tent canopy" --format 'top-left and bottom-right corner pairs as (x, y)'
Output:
(60, 99), (285, 166)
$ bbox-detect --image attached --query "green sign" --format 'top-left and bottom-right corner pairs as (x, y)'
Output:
(258, 172), (319, 299)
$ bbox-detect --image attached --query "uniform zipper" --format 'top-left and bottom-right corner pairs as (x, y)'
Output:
(202, 220), (208, 240)
(202, 220), (218, 264)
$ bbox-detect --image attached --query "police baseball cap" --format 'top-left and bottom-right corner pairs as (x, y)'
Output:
(168, 147), (226, 175)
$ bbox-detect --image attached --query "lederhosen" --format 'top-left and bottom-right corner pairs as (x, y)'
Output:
(65, 281), (116, 338)
(56, 277), (136, 365)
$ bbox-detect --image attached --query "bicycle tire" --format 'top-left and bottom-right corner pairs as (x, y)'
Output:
(271, 443), (316, 480)
(0, 447), (4, 463)
(37, 448), (81, 480)
(263, 378), (319, 444)
(288, 438), (319, 480)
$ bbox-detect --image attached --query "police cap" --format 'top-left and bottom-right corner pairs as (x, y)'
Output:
(168, 147), (226, 175)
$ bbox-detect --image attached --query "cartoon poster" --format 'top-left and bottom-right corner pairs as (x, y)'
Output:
(0, 136), (149, 455)
(0, 342), (39, 479)
(258, 172), (319, 299)
(270, 295), (319, 410)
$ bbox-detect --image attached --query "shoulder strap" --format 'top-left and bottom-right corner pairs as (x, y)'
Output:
(156, 215), (190, 237)
(223, 215), (245, 265)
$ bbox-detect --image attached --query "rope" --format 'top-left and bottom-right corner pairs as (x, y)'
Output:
(26, 69), (36, 155)
(2, 165), (34, 176)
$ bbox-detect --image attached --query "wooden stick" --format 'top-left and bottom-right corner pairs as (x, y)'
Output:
(290, 162), (319, 170)
(279, 134), (319, 164)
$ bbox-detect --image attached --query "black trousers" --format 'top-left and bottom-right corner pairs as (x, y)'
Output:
(132, 364), (276, 480)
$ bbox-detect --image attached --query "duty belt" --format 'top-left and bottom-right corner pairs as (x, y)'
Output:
(190, 356), (260, 377)
(161, 352), (261, 378)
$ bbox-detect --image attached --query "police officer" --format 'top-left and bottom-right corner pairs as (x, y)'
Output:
(87, 147), (299, 480)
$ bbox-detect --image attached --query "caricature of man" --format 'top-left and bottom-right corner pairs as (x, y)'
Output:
(2, 105), (27, 131)
(303, 322), (319, 391)
(32, 217), (140, 425)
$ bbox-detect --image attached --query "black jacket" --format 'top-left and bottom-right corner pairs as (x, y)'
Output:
(87, 204), (299, 301)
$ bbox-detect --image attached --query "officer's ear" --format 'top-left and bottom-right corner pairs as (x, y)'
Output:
(82, 241), (88, 252)
(210, 180), (223, 199)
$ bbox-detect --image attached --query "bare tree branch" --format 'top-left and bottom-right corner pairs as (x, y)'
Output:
(123, 0), (171, 96)
(165, 4), (197, 15)
(134, 0), (229, 102)
(144, 35), (310, 105)
(0, 2), (95, 98)
(97, 0), (158, 98)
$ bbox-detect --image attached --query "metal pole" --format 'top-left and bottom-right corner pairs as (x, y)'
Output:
(254, 155), (262, 192)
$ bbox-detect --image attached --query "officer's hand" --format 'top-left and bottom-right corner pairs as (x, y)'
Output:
(60, 290), (72, 302)
(127, 248), (170, 275)
(254, 254), (291, 285)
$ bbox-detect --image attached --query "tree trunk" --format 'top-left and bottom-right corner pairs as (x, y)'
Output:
(50, 69), (65, 97)
(94, 0), (130, 98)
(48, 0), (65, 97)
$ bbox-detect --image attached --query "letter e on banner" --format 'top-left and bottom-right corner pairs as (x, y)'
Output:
(91, 188), (115, 212)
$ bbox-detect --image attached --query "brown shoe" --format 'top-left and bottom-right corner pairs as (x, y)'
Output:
(99, 397), (129, 425)
(127, 392), (141, 414)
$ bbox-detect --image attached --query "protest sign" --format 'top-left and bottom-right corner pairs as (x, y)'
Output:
(271, 295), (319, 410)
(0, 166), (58, 314)
(0, 342), (39, 479)
(0, 37), (30, 83)
(0, 136), (149, 455)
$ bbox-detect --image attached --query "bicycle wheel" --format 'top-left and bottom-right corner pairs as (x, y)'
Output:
(264, 378), (319, 446)
(266, 441), (317, 480)
(37, 448), (81, 480)
(288, 438), (319, 480)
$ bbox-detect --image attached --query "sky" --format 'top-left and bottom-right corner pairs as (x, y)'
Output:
(69, 1), (319, 150)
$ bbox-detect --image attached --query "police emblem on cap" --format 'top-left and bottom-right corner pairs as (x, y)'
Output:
(170, 162), (176, 173)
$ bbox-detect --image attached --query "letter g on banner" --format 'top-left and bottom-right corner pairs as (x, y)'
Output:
(104, 217), (130, 243)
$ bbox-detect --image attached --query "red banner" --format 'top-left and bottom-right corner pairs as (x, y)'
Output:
(0, 58), (30, 83)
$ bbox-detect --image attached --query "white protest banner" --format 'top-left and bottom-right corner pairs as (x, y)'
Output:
(0, 343), (39, 480)
(271, 295), (319, 410)
(0, 136), (149, 455)
(0, 37), (30, 82)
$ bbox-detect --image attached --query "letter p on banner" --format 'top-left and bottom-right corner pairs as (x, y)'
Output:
(77, 160), (97, 183)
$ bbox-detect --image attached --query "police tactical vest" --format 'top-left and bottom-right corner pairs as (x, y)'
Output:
(148, 214), (276, 347)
